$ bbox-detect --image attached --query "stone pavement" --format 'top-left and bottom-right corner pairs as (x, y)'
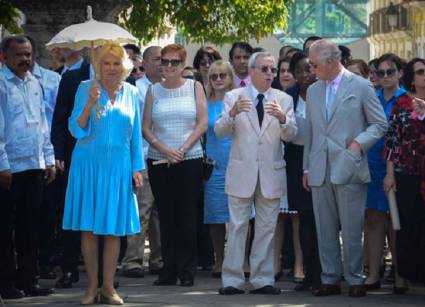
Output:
(3, 270), (425, 307)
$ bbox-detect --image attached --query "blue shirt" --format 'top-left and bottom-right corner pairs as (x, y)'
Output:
(0, 65), (55, 173)
(368, 87), (406, 164)
(32, 63), (61, 130)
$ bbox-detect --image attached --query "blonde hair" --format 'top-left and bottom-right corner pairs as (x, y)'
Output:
(94, 42), (133, 81)
(206, 60), (236, 100)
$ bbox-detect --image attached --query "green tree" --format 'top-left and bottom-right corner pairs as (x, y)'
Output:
(0, 0), (22, 34)
(121, 0), (293, 45)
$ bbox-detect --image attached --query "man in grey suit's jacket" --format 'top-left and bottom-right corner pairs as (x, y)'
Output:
(302, 40), (387, 297)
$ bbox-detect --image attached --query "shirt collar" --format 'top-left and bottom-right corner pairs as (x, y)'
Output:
(377, 86), (407, 102)
(32, 62), (42, 79)
(141, 74), (153, 86)
(1, 64), (31, 81)
(250, 83), (270, 102)
(63, 57), (84, 74)
(328, 67), (345, 87)
(235, 74), (251, 87)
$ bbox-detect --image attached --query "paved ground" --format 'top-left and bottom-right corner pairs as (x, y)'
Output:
(3, 269), (425, 307)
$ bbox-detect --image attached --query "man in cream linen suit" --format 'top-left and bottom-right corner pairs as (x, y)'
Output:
(215, 52), (297, 295)
(302, 40), (387, 297)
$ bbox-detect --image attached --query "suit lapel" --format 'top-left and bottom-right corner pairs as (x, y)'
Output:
(328, 70), (353, 122)
(319, 81), (327, 124)
(244, 87), (261, 136)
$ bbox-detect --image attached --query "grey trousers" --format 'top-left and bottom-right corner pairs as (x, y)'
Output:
(311, 170), (366, 286)
(122, 171), (162, 271)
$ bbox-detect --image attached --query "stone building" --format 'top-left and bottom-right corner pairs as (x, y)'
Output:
(368, 0), (425, 59)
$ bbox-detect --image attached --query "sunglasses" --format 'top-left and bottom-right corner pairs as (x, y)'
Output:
(415, 68), (425, 76)
(131, 66), (144, 74)
(160, 59), (182, 67)
(210, 73), (228, 81)
(376, 68), (396, 78)
(200, 59), (213, 66)
(256, 66), (277, 74)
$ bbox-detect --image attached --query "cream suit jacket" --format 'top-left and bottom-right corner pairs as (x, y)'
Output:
(214, 86), (297, 199)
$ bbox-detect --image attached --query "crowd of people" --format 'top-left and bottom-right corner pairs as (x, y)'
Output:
(0, 33), (424, 305)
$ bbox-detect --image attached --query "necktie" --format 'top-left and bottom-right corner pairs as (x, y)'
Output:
(240, 80), (246, 88)
(326, 82), (335, 120)
(257, 94), (264, 127)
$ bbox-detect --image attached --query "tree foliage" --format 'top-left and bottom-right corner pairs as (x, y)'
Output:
(120, 0), (292, 45)
(0, 0), (22, 34)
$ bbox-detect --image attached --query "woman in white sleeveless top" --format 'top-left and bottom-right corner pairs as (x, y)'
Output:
(142, 44), (208, 287)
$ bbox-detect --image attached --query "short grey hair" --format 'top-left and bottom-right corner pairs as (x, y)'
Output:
(248, 51), (274, 68)
(309, 39), (341, 63)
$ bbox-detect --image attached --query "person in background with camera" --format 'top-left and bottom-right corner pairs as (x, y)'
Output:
(203, 60), (236, 278)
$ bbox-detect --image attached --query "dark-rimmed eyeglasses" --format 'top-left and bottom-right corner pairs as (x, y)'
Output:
(161, 59), (182, 67)
(376, 68), (396, 78)
(256, 66), (277, 74)
(414, 68), (425, 76)
(210, 73), (228, 81)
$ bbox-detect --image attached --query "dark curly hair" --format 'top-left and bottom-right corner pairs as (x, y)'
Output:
(402, 58), (425, 92)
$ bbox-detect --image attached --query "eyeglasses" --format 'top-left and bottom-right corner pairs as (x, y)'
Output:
(200, 59), (214, 67)
(376, 68), (396, 78)
(210, 73), (228, 81)
(160, 59), (182, 67)
(256, 66), (277, 74)
(131, 66), (144, 74)
(414, 68), (425, 76)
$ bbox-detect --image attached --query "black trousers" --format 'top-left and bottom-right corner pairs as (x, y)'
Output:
(39, 173), (65, 267)
(298, 209), (322, 287)
(394, 172), (425, 283)
(148, 158), (202, 282)
(0, 170), (44, 289)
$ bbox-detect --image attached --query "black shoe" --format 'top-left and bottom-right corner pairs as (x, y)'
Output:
(122, 267), (145, 278)
(393, 286), (408, 295)
(55, 273), (73, 288)
(149, 268), (161, 275)
(311, 284), (341, 297)
(39, 266), (57, 280)
(249, 285), (281, 295)
(180, 280), (194, 287)
(365, 280), (381, 290)
(294, 282), (311, 291)
(0, 286), (24, 299)
(153, 279), (177, 286)
(18, 284), (54, 296)
(219, 286), (245, 295)
(212, 272), (222, 279)
(274, 272), (283, 281)
(348, 285), (366, 297)
(244, 272), (250, 278)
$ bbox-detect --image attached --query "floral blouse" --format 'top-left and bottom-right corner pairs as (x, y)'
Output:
(383, 94), (425, 199)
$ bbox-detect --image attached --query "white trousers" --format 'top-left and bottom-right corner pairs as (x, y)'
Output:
(222, 181), (280, 289)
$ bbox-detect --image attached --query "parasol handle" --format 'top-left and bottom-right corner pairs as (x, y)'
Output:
(87, 5), (93, 21)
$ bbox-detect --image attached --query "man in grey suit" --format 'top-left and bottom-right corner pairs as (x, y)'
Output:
(302, 39), (387, 297)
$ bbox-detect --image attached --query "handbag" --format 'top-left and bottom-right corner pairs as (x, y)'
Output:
(193, 81), (215, 180)
(201, 135), (215, 181)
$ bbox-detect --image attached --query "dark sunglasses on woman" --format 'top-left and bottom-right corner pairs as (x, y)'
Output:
(210, 73), (228, 81)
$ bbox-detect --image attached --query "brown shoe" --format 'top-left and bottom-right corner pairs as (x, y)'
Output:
(348, 285), (366, 297)
(311, 284), (341, 297)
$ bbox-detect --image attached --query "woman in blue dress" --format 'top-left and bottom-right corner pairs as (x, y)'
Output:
(364, 53), (405, 290)
(63, 43), (144, 305)
(204, 60), (235, 277)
